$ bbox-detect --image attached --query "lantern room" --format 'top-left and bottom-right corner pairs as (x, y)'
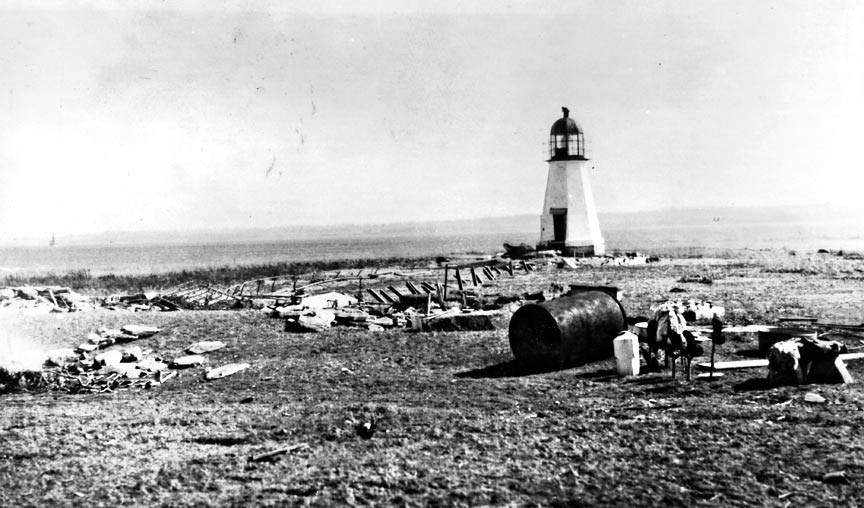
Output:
(548, 107), (586, 161)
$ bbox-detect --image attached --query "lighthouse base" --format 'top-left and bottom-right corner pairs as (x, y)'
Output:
(537, 241), (602, 258)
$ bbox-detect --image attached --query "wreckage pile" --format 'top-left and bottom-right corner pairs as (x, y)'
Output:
(270, 287), (529, 333)
(40, 324), (167, 393)
(2, 327), (249, 395)
(0, 286), (92, 314)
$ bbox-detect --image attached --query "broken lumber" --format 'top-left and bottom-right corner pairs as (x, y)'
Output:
(249, 443), (309, 463)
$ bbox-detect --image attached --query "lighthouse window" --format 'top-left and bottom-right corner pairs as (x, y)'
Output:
(555, 135), (566, 149)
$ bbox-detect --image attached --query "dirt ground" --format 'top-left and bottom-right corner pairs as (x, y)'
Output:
(2, 250), (864, 507)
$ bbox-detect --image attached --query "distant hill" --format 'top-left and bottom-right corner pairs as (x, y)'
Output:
(4, 204), (857, 247)
(600, 204), (855, 230)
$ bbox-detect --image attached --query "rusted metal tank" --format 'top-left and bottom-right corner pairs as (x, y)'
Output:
(508, 286), (626, 368)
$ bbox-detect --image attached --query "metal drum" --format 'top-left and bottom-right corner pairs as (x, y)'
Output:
(508, 287), (626, 368)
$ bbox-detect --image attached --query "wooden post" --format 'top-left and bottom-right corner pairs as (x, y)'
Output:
(506, 260), (514, 276)
(406, 281), (421, 295)
(366, 289), (385, 304)
(482, 267), (495, 280)
(491, 266), (501, 275)
(358, 276), (364, 303)
(443, 265), (449, 301)
(455, 268), (464, 291)
(470, 267), (481, 286)
(522, 260), (531, 274)
(426, 293), (432, 314)
(256, 280), (263, 296)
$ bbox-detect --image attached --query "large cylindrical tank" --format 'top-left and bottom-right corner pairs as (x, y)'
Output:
(508, 288), (626, 368)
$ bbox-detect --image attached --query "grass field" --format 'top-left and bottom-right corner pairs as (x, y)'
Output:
(2, 249), (864, 506)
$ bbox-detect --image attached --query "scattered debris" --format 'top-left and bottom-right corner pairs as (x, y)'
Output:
(677, 274), (714, 284)
(171, 355), (207, 368)
(249, 442), (309, 463)
(0, 286), (92, 313)
(804, 392), (827, 404)
(186, 341), (227, 355)
(300, 291), (357, 309)
(821, 471), (849, 484)
(32, 325), (179, 393)
(206, 363), (250, 380)
(768, 336), (851, 386)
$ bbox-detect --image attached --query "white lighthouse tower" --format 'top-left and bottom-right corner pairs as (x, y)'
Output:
(538, 107), (605, 256)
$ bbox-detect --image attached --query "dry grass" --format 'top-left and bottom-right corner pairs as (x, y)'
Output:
(2, 249), (864, 506)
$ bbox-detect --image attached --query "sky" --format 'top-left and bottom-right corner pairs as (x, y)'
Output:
(1, 0), (862, 240)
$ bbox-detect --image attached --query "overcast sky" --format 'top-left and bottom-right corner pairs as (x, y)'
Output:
(1, 0), (862, 239)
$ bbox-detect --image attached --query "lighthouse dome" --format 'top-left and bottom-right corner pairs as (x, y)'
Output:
(550, 107), (582, 136)
(548, 107), (586, 160)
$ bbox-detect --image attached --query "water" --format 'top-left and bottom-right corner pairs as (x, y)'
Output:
(1, 220), (862, 276)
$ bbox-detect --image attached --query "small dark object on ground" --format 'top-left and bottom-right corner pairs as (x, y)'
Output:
(822, 471), (849, 484)
(677, 274), (713, 284)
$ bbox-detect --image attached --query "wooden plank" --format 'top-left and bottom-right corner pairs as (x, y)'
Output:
(491, 266), (501, 275)
(695, 359), (768, 371)
(387, 286), (402, 299)
(379, 291), (397, 304)
(834, 358), (855, 384)
(505, 261), (514, 276)
(470, 267), (481, 286)
(455, 268), (464, 291)
(405, 281), (422, 295)
(366, 289), (385, 304)
(420, 282), (436, 293)
(482, 267), (495, 280)
(840, 352), (864, 361)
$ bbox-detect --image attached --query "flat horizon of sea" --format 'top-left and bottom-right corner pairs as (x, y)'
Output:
(1, 220), (862, 276)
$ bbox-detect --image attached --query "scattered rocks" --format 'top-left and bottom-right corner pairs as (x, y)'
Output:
(186, 341), (227, 355)
(171, 355), (207, 368)
(121, 325), (161, 338)
(205, 363), (250, 380)
(804, 392), (826, 404)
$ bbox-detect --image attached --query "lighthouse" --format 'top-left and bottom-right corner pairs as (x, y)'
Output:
(538, 107), (605, 256)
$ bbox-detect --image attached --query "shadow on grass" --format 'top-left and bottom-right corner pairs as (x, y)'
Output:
(732, 377), (771, 392)
(735, 348), (764, 359)
(456, 360), (568, 379)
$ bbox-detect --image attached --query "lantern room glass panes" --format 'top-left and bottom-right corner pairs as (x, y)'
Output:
(549, 133), (584, 159)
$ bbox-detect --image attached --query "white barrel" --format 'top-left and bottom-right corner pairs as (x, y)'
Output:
(613, 331), (640, 377)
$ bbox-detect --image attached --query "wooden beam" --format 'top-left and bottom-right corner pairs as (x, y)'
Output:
(695, 359), (768, 371)
(366, 288), (385, 304)
(405, 281), (422, 295)
(470, 267), (481, 286)
(834, 357), (855, 384)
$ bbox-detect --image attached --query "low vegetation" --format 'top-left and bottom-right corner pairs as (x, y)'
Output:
(2, 249), (864, 506)
(1, 256), (436, 293)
